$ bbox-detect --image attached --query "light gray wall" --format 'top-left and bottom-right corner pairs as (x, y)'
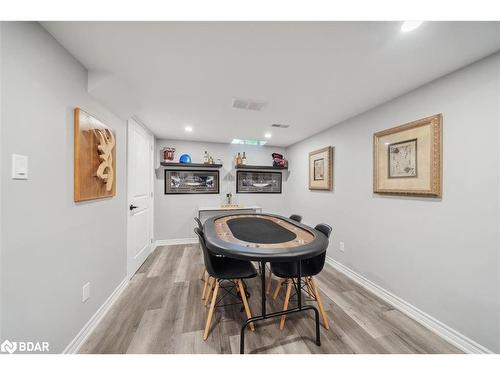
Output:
(0, 21), (3, 341)
(155, 139), (288, 240)
(285, 53), (500, 352)
(0, 22), (127, 352)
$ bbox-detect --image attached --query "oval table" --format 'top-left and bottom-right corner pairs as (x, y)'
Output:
(203, 213), (329, 353)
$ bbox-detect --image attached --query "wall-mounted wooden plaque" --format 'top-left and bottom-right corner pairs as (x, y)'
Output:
(74, 108), (116, 202)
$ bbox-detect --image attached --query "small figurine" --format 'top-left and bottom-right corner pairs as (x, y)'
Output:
(162, 147), (175, 162)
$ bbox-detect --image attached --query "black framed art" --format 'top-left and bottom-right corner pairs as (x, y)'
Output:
(236, 170), (282, 194)
(165, 169), (220, 194)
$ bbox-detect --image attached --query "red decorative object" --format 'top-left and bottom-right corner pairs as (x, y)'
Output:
(272, 152), (288, 168)
(162, 147), (175, 161)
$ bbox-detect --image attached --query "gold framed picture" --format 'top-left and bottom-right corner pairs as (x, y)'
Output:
(373, 114), (442, 197)
(309, 146), (333, 191)
(74, 108), (116, 202)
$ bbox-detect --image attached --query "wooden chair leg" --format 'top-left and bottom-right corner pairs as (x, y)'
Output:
(201, 274), (210, 301)
(266, 268), (273, 294)
(279, 279), (293, 330)
(237, 280), (255, 331)
(272, 279), (284, 300)
(205, 277), (215, 306)
(203, 280), (220, 340)
(310, 277), (329, 330)
(305, 277), (314, 298)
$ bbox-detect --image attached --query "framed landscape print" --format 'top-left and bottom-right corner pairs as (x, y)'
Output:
(236, 171), (282, 194)
(309, 146), (333, 190)
(373, 114), (442, 197)
(74, 108), (116, 202)
(165, 169), (219, 194)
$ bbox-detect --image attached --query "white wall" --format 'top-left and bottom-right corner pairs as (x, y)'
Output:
(286, 53), (500, 352)
(0, 21), (3, 341)
(0, 22), (127, 352)
(155, 139), (288, 240)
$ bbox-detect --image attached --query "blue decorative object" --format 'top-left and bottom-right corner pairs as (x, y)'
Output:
(179, 154), (192, 164)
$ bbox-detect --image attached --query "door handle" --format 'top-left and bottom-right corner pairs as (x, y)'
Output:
(130, 204), (138, 210)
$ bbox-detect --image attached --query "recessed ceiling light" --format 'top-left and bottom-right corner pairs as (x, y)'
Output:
(401, 21), (423, 33)
(184, 125), (193, 132)
(264, 132), (272, 139)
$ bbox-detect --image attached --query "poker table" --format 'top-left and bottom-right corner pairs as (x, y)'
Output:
(203, 213), (329, 353)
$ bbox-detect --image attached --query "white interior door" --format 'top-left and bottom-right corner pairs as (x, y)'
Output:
(127, 119), (154, 278)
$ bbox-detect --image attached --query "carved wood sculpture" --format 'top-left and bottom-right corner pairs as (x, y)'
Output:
(74, 108), (116, 202)
(94, 128), (115, 191)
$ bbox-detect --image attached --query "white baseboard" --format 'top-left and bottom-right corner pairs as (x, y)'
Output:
(324, 256), (493, 354)
(63, 277), (129, 354)
(155, 238), (198, 247)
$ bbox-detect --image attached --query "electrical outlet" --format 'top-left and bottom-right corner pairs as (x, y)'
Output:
(339, 241), (345, 253)
(82, 282), (90, 303)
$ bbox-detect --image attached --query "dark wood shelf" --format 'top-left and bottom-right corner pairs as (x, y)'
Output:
(235, 164), (288, 170)
(160, 162), (223, 169)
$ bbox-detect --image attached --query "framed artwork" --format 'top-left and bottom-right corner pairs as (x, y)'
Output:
(373, 114), (442, 197)
(236, 171), (282, 194)
(165, 169), (219, 194)
(74, 108), (116, 202)
(309, 146), (333, 190)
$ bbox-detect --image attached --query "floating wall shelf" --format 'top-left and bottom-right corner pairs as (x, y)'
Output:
(160, 162), (223, 169)
(235, 164), (288, 170)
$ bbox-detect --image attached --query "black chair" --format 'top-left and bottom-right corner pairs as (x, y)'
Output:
(270, 223), (332, 330)
(194, 216), (203, 231)
(265, 214), (304, 294)
(194, 227), (257, 340)
(194, 217), (208, 283)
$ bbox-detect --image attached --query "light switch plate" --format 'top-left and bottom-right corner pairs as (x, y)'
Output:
(339, 241), (345, 252)
(12, 154), (28, 180)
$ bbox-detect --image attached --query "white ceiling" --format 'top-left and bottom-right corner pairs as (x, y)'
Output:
(42, 22), (500, 146)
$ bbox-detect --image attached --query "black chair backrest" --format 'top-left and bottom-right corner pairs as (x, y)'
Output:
(194, 227), (217, 277)
(194, 217), (203, 232)
(303, 223), (333, 276)
(314, 223), (332, 239)
(289, 214), (302, 223)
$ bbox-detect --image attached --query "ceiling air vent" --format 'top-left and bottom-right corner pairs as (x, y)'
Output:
(232, 98), (266, 111)
(271, 123), (290, 128)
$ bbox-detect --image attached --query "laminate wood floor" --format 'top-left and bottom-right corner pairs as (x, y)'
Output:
(79, 244), (461, 354)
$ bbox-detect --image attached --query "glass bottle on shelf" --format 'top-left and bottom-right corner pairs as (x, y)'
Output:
(203, 151), (209, 164)
(241, 152), (247, 165)
(236, 152), (242, 166)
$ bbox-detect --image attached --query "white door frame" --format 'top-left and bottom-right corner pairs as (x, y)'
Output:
(126, 118), (155, 279)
